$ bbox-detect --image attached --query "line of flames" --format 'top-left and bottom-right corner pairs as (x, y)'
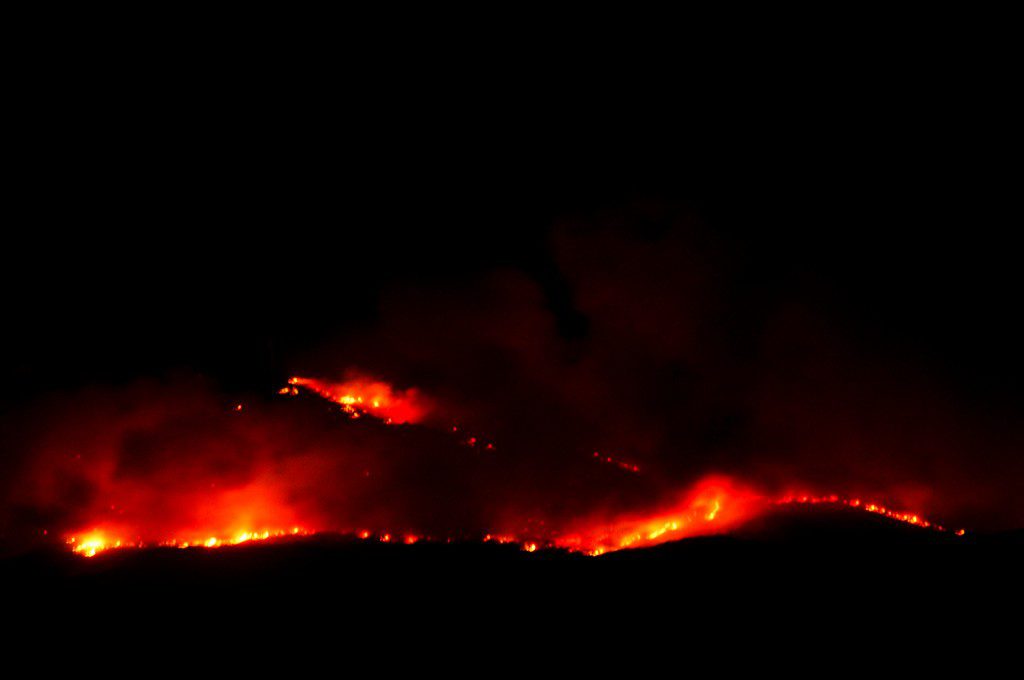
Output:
(65, 494), (964, 559)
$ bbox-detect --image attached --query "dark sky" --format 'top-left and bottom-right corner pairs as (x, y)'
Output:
(6, 53), (1021, 405)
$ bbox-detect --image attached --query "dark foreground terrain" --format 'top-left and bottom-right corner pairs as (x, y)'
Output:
(4, 506), (1021, 659)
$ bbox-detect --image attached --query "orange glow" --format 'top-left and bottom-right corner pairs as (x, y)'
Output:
(286, 375), (429, 424)
(68, 531), (123, 558)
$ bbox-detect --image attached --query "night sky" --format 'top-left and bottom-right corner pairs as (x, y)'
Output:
(3, 33), (1023, 542)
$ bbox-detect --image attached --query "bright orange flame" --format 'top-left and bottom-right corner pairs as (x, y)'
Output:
(68, 531), (123, 557)
(286, 376), (430, 424)
(66, 526), (315, 557)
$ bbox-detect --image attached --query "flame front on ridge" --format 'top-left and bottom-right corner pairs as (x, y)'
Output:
(55, 374), (966, 559)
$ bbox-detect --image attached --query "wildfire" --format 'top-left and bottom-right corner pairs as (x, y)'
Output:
(774, 494), (959, 533)
(284, 375), (429, 424)
(67, 527), (313, 557)
(54, 374), (967, 560)
(68, 532), (123, 558)
(63, 481), (964, 559)
(552, 476), (762, 555)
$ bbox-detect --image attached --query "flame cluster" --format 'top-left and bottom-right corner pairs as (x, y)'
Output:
(284, 375), (429, 424)
(68, 527), (313, 557)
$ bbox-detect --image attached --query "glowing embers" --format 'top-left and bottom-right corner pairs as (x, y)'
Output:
(66, 526), (313, 557)
(284, 376), (430, 424)
(774, 494), (966, 535)
(592, 451), (640, 473)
